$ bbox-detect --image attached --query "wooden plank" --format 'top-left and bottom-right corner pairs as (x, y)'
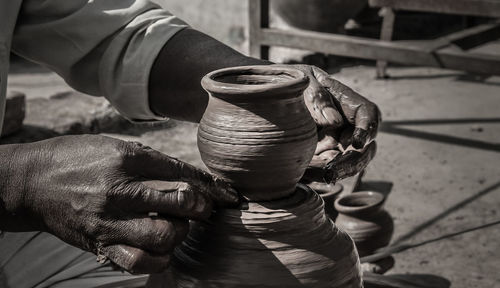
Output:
(441, 22), (500, 50)
(248, 0), (261, 58)
(436, 46), (500, 74)
(259, 28), (500, 75)
(248, 0), (270, 59)
(260, 28), (440, 66)
(369, 0), (500, 18)
(394, 22), (500, 53)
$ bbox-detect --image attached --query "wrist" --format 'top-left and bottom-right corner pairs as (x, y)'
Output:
(0, 143), (42, 232)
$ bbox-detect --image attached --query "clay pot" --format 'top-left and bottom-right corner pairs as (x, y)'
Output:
(271, 0), (366, 33)
(153, 185), (363, 288)
(334, 191), (394, 257)
(198, 65), (317, 201)
(308, 181), (343, 220)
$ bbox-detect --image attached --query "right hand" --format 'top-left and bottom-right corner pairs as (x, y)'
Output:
(0, 135), (238, 274)
(289, 65), (380, 183)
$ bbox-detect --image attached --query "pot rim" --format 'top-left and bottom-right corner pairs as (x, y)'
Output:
(334, 191), (385, 214)
(201, 65), (309, 97)
(309, 182), (344, 198)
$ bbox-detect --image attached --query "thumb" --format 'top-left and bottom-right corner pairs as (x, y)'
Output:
(101, 244), (171, 275)
(304, 83), (344, 128)
(298, 65), (344, 129)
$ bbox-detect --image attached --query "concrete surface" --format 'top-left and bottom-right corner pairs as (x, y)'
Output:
(332, 66), (500, 287)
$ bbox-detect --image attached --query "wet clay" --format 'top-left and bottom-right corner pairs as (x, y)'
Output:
(198, 66), (317, 201)
(150, 185), (361, 287)
(148, 66), (362, 287)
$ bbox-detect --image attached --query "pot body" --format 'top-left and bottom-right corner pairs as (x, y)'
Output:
(271, 0), (366, 33)
(150, 186), (362, 288)
(198, 66), (317, 201)
(335, 191), (394, 257)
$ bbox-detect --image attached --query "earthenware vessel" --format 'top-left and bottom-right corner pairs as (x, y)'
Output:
(148, 66), (363, 287)
(197, 65), (317, 201)
(308, 181), (343, 220)
(152, 184), (363, 288)
(335, 191), (394, 257)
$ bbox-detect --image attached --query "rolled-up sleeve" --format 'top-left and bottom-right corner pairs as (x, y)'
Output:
(12, 0), (188, 120)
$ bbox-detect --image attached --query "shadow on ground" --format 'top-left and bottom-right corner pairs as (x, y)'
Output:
(380, 118), (500, 153)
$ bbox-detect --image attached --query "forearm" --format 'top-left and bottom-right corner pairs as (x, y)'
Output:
(149, 28), (270, 122)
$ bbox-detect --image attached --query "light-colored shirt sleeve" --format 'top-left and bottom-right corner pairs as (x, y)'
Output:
(11, 0), (188, 121)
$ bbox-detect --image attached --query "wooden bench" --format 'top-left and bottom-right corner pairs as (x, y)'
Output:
(249, 0), (500, 77)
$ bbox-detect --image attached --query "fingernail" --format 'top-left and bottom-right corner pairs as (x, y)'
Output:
(352, 128), (368, 149)
(213, 178), (240, 204)
(322, 107), (344, 128)
(223, 185), (240, 204)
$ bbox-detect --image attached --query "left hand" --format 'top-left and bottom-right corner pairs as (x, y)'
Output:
(286, 65), (381, 183)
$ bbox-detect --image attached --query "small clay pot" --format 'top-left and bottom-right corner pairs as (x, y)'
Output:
(308, 182), (343, 220)
(199, 65), (317, 201)
(334, 191), (394, 257)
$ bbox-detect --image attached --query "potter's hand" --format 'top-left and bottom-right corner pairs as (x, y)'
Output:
(0, 135), (238, 274)
(290, 65), (381, 182)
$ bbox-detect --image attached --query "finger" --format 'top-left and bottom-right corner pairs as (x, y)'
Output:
(301, 150), (342, 183)
(339, 126), (355, 150)
(101, 244), (171, 274)
(315, 131), (339, 155)
(115, 181), (214, 220)
(124, 143), (209, 182)
(352, 104), (381, 149)
(303, 79), (344, 128)
(324, 141), (377, 182)
(318, 150), (340, 162)
(352, 128), (369, 150)
(309, 150), (342, 169)
(310, 66), (347, 124)
(124, 144), (239, 205)
(96, 216), (189, 254)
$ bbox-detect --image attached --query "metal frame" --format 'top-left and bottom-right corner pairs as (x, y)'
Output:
(249, 0), (500, 76)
